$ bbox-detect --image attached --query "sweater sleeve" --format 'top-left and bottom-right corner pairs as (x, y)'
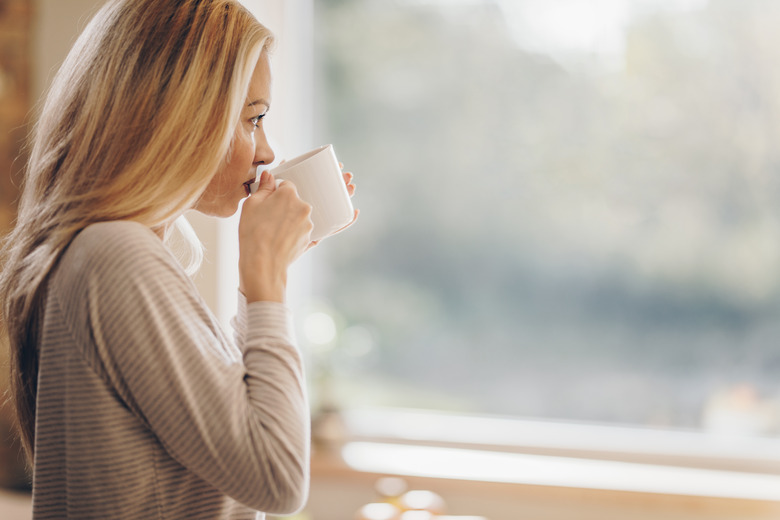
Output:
(53, 221), (310, 515)
(231, 290), (250, 352)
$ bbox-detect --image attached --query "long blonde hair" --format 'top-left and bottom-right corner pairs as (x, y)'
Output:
(0, 0), (274, 460)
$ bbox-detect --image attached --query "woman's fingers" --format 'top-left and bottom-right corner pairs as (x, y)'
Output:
(342, 171), (355, 196)
(250, 170), (277, 200)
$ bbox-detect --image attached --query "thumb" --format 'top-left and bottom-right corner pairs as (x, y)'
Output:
(249, 170), (276, 200)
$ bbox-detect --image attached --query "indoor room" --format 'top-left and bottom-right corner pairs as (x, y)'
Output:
(2, 0), (780, 518)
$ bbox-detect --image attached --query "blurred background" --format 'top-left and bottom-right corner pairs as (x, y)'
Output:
(3, 0), (780, 518)
(311, 0), (780, 432)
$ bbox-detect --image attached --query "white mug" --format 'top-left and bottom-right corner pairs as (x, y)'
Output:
(250, 144), (354, 242)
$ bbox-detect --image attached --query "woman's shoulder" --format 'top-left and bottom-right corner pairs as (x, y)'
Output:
(56, 220), (177, 290)
(75, 220), (160, 250)
(70, 220), (167, 261)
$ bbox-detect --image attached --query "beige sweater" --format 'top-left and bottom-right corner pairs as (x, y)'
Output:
(33, 220), (310, 519)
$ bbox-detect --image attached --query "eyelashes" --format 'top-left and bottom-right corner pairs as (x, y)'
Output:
(250, 113), (267, 128)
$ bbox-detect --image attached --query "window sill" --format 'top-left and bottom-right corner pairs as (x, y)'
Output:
(307, 408), (780, 520)
(336, 407), (780, 475)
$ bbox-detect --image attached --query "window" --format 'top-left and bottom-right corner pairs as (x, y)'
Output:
(307, 0), (780, 437)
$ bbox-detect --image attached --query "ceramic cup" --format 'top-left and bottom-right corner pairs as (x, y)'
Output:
(250, 144), (354, 242)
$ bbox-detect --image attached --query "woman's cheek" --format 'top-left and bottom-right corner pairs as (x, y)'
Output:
(237, 128), (256, 166)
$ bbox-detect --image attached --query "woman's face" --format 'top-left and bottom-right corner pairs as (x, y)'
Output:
(194, 51), (274, 217)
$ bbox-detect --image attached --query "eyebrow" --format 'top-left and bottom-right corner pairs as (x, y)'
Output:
(246, 99), (270, 109)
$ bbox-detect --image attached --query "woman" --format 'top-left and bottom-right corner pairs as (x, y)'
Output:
(0, 0), (355, 518)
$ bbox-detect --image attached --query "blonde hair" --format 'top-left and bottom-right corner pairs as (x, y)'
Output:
(0, 0), (274, 460)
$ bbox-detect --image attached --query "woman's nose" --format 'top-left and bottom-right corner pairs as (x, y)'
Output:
(254, 128), (275, 167)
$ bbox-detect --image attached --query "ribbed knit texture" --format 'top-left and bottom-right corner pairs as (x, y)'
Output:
(32, 220), (310, 519)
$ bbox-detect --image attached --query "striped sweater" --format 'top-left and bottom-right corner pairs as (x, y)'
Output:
(32, 220), (310, 519)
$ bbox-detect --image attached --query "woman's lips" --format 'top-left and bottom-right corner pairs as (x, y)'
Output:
(243, 176), (256, 196)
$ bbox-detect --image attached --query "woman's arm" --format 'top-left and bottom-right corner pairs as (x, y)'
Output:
(57, 221), (309, 514)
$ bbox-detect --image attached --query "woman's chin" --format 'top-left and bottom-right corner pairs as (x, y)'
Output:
(193, 198), (241, 218)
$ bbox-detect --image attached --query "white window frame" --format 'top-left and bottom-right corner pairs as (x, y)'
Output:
(191, 0), (316, 329)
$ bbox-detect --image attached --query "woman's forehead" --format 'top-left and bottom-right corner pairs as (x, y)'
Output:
(246, 52), (272, 106)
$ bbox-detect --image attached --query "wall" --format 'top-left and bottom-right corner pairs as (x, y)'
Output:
(0, 0), (127, 492)
(0, 0), (34, 490)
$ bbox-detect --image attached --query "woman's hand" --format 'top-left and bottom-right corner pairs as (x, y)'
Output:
(334, 168), (360, 229)
(238, 170), (313, 303)
(343, 166), (356, 197)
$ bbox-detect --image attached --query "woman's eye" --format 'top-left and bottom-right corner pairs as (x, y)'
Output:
(250, 114), (266, 128)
